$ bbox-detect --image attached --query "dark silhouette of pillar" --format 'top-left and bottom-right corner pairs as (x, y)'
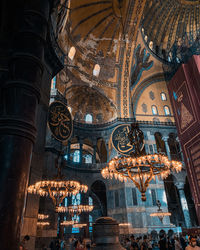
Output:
(0, 1), (51, 249)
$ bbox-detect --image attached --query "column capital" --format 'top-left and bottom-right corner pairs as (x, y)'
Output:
(174, 182), (185, 190)
(162, 136), (169, 142)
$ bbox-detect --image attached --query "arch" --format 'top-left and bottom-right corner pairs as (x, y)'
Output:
(154, 132), (166, 154)
(152, 105), (158, 115)
(97, 138), (107, 163)
(91, 180), (107, 216)
(164, 105), (171, 116)
(161, 92), (167, 101)
(85, 114), (93, 123)
(168, 133), (181, 161)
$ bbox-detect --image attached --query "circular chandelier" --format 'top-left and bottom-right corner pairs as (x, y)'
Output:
(56, 205), (94, 214)
(101, 123), (182, 201)
(150, 200), (171, 223)
(28, 152), (88, 206)
(60, 220), (75, 226)
(73, 223), (87, 228)
(38, 214), (49, 220)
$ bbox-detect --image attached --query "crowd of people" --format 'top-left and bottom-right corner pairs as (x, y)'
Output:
(122, 234), (200, 250)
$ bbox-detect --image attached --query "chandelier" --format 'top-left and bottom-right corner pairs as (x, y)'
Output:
(38, 214), (49, 220)
(150, 200), (171, 223)
(101, 123), (182, 201)
(73, 223), (87, 228)
(28, 152), (88, 206)
(56, 205), (94, 215)
(60, 220), (75, 226)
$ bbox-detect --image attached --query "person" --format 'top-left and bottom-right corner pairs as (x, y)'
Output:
(159, 235), (167, 250)
(19, 235), (30, 250)
(175, 236), (182, 250)
(186, 236), (200, 250)
(141, 235), (148, 250)
(125, 238), (131, 250)
(130, 235), (139, 250)
(180, 234), (187, 250)
(74, 240), (85, 250)
(86, 243), (91, 250)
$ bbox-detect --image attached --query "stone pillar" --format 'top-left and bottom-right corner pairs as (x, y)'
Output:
(79, 139), (83, 164)
(176, 137), (184, 162)
(175, 182), (192, 228)
(162, 136), (171, 160)
(0, 1), (50, 249)
(67, 140), (71, 162)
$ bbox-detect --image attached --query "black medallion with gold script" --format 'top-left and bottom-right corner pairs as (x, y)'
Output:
(48, 101), (73, 142)
(111, 124), (134, 156)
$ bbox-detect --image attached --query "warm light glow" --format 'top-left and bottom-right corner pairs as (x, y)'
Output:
(37, 222), (50, 226)
(28, 180), (88, 206)
(119, 223), (131, 227)
(56, 205), (94, 214)
(73, 223), (87, 228)
(150, 212), (171, 217)
(101, 153), (182, 201)
(38, 214), (49, 220)
(60, 220), (74, 226)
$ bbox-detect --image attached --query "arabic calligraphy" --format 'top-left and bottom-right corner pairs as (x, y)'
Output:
(112, 124), (134, 155)
(48, 101), (73, 142)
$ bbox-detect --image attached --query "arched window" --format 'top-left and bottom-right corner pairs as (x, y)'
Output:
(89, 196), (93, 206)
(164, 106), (171, 116)
(83, 154), (92, 163)
(68, 46), (76, 60)
(85, 114), (93, 123)
(161, 92), (167, 101)
(73, 150), (80, 163)
(51, 76), (56, 89)
(152, 105), (158, 115)
(68, 106), (72, 113)
(93, 64), (100, 77)
(89, 215), (93, 233)
(64, 154), (68, 161)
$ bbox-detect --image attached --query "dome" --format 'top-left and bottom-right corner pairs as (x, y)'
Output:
(141, 0), (200, 63)
(65, 85), (117, 124)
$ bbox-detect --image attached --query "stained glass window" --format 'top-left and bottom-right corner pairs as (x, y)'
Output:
(72, 193), (81, 206)
(72, 214), (80, 233)
(83, 154), (92, 163)
(89, 215), (93, 232)
(89, 196), (93, 206)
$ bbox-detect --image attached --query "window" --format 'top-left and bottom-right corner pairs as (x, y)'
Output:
(89, 215), (93, 233)
(85, 114), (93, 123)
(152, 105), (158, 115)
(51, 76), (56, 89)
(83, 154), (92, 163)
(93, 64), (100, 77)
(149, 145), (154, 154)
(73, 150), (80, 163)
(89, 196), (93, 206)
(68, 46), (76, 60)
(161, 92), (167, 101)
(72, 214), (80, 233)
(64, 154), (68, 161)
(164, 106), (171, 116)
(115, 190), (119, 208)
(132, 188), (138, 206)
(64, 197), (68, 207)
(72, 193), (81, 206)
(151, 189), (157, 206)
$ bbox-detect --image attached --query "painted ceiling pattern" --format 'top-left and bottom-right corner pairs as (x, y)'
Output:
(55, 0), (199, 124)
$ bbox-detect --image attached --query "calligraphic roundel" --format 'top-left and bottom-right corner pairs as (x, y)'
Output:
(48, 101), (73, 142)
(111, 124), (134, 156)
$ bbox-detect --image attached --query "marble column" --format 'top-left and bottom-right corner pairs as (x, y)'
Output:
(176, 137), (184, 162)
(162, 136), (171, 160)
(175, 182), (192, 228)
(0, 1), (51, 249)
